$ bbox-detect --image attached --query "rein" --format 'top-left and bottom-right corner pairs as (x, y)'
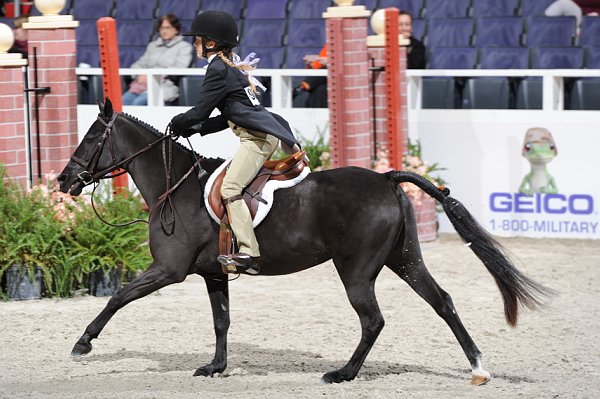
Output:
(71, 113), (203, 233)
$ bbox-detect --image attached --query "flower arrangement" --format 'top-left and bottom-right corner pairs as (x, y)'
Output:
(373, 140), (446, 207)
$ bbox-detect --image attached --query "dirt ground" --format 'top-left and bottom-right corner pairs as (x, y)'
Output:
(1, 233), (598, 399)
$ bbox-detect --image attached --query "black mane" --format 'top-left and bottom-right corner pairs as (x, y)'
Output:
(120, 112), (224, 175)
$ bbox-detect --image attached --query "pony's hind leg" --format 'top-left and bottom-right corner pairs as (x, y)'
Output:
(71, 261), (187, 357)
(386, 241), (491, 385)
(322, 257), (386, 384)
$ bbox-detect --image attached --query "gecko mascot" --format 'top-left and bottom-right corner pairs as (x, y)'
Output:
(518, 127), (558, 195)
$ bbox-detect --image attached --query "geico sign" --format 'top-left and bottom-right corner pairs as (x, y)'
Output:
(489, 193), (594, 215)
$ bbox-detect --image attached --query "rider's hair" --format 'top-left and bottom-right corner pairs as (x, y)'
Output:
(217, 51), (258, 94)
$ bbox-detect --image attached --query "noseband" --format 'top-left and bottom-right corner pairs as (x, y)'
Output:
(70, 112), (170, 186)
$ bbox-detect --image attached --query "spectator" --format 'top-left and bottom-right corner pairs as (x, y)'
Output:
(545, 0), (600, 30)
(398, 11), (426, 69)
(296, 44), (328, 108)
(8, 14), (28, 58)
(123, 14), (193, 106)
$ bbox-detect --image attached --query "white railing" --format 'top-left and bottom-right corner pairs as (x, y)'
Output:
(76, 67), (600, 111)
(406, 69), (600, 111)
(75, 67), (328, 109)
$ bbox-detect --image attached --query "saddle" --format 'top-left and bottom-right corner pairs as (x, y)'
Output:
(207, 150), (308, 263)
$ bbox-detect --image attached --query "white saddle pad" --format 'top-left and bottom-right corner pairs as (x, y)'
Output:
(203, 159), (311, 227)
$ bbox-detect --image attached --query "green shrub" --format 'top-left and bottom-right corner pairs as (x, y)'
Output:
(0, 164), (151, 298)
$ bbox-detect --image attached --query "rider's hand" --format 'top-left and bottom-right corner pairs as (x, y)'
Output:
(170, 114), (195, 139)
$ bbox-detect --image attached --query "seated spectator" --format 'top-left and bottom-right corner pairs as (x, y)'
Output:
(398, 11), (426, 69)
(123, 14), (193, 106)
(296, 44), (328, 108)
(8, 14), (28, 58)
(545, 0), (600, 30)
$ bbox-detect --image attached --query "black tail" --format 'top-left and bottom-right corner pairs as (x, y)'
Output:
(387, 170), (555, 326)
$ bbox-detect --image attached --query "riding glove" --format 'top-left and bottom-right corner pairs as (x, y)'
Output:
(170, 114), (196, 138)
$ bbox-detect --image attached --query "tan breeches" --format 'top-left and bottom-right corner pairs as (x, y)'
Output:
(220, 122), (279, 257)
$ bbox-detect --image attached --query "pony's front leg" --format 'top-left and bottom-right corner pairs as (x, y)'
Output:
(194, 276), (230, 377)
(71, 262), (186, 356)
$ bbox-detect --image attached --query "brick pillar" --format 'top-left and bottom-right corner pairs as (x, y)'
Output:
(0, 50), (28, 185)
(23, 14), (79, 184)
(324, 4), (372, 169)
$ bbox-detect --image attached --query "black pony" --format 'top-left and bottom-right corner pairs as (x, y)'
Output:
(58, 99), (552, 385)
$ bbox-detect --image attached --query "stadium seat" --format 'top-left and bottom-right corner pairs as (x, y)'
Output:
(287, 18), (326, 47)
(245, 0), (287, 19)
(72, 0), (113, 20)
(411, 18), (426, 41)
(158, 0), (200, 21)
(378, 0), (425, 18)
(516, 79), (542, 109)
(471, 0), (518, 17)
(239, 46), (285, 69)
(519, 0), (556, 16)
(474, 17), (522, 47)
(570, 79), (600, 110)
(241, 19), (286, 47)
(178, 75), (205, 106)
(76, 19), (99, 46)
(285, 46), (323, 68)
(531, 47), (584, 68)
(427, 47), (477, 69)
(114, 0), (157, 20)
(426, 18), (473, 47)
(462, 78), (511, 109)
(289, 0), (331, 19)
(77, 44), (100, 67)
(202, 0), (245, 18)
(479, 47), (530, 69)
(421, 78), (455, 109)
(117, 21), (155, 47)
(579, 16), (600, 47)
(119, 46), (147, 68)
(354, 0), (378, 10)
(524, 16), (576, 47)
(423, 0), (470, 18)
(570, 47), (600, 110)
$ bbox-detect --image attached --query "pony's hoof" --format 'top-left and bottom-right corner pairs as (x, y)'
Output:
(193, 364), (224, 377)
(321, 370), (351, 384)
(471, 370), (491, 385)
(70, 340), (92, 357)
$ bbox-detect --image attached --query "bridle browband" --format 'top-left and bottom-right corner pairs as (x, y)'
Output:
(70, 112), (204, 233)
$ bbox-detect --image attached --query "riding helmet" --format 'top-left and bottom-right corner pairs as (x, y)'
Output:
(184, 10), (239, 47)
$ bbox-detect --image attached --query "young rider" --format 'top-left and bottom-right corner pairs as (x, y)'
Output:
(169, 10), (300, 275)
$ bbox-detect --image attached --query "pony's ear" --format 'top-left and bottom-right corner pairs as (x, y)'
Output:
(97, 98), (113, 120)
(103, 98), (114, 119)
(97, 99), (105, 115)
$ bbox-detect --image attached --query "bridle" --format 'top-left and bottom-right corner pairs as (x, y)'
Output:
(69, 112), (204, 233)
(70, 112), (170, 186)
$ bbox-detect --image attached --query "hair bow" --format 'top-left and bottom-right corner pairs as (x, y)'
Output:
(232, 52), (267, 92)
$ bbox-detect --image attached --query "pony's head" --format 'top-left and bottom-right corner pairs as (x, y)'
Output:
(58, 98), (119, 196)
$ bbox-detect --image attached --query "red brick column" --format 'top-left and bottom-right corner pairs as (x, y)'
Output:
(0, 66), (28, 184)
(367, 46), (409, 156)
(24, 19), (79, 184)
(324, 5), (372, 169)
